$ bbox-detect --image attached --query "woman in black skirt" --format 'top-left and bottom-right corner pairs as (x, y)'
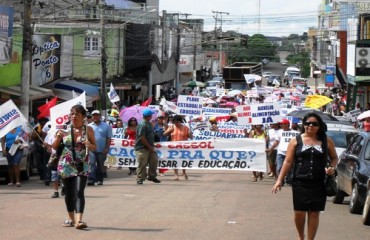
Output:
(272, 112), (338, 240)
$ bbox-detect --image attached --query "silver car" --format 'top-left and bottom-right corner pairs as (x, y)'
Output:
(0, 145), (31, 181)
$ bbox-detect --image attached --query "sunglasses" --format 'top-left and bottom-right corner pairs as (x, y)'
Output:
(303, 121), (319, 127)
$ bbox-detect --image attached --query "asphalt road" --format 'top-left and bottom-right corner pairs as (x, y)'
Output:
(0, 169), (368, 240)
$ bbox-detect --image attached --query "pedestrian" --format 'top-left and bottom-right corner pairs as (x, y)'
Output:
(31, 117), (48, 183)
(249, 124), (267, 182)
(87, 110), (112, 186)
(112, 118), (124, 128)
(273, 119), (300, 185)
(266, 122), (280, 178)
(125, 117), (138, 175)
(272, 112), (338, 240)
(52, 104), (96, 229)
(153, 115), (169, 176)
(134, 108), (161, 184)
(1, 126), (24, 187)
(164, 115), (192, 180)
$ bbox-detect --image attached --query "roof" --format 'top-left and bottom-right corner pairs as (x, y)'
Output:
(0, 85), (54, 101)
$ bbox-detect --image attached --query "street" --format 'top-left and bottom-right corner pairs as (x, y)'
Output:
(0, 169), (368, 240)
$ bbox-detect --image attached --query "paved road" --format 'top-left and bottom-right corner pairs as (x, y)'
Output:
(0, 169), (368, 240)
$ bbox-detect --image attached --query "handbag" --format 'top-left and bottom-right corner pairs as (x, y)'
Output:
(325, 174), (337, 197)
(47, 140), (64, 169)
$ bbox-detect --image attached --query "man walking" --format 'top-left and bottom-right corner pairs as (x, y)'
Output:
(135, 108), (160, 184)
(88, 110), (112, 186)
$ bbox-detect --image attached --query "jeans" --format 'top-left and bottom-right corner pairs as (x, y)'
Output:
(276, 154), (293, 184)
(89, 152), (107, 183)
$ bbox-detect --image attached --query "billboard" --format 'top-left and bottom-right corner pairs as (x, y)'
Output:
(31, 34), (61, 86)
(0, 6), (14, 65)
(325, 65), (335, 87)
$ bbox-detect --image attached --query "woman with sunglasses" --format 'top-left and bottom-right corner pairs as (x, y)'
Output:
(272, 113), (338, 240)
(125, 117), (138, 175)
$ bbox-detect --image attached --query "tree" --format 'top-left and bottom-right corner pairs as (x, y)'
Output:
(286, 51), (311, 77)
(245, 34), (276, 62)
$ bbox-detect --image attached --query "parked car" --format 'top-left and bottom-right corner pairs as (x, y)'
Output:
(333, 132), (370, 214)
(262, 71), (272, 78)
(281, 60), (288, 66)
(0, 145), (31, 181)
(362, 180), (370, 225)
(326, 121), (359, 157)
(267, 74), (282, 86)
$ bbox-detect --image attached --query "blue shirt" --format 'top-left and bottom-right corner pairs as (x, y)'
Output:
(4, 127), (21, 149)
(89, 121), (112, 152)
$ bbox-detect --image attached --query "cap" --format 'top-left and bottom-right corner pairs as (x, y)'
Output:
(280, 119), (290, 124)
(142, 108), (154, 117)
(91, 110), (100, 115)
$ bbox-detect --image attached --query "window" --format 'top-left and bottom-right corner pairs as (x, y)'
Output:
(84, 37), (100, 57)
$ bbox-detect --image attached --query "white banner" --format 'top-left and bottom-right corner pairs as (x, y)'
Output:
(108, 83), (120, 104)
(106, 138), (266, 172)
(236, 103), (281, 125)
(0, 100), (28, 138)
(203, 107), (232, 116)
(177, 95), (203, 116)
(192, 129), (246, 140)
(50, 92), (86, 129)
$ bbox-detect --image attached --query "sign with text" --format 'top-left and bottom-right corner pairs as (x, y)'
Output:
(106, 138), (266, 172)
(203, 107), (232, 116)
(236, 103), (281, 125)
(177, 95), (203, 116)
(32, 34), (61, 86)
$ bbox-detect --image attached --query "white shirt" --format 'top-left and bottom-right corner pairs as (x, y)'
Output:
(276, 129), (299, 155)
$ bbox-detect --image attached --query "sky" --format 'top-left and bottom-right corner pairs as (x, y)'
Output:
(159, 0), (323, 37)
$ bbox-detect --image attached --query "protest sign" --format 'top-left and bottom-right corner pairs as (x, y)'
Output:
(50, 92), (86, 129)
(177, 95), (203, 116)
(203, 107), (232, 116)
(0, 100), (28, 138)
(107, 138), (266, 172)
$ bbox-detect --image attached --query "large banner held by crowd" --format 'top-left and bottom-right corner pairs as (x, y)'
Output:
(106, 138), (266, 172)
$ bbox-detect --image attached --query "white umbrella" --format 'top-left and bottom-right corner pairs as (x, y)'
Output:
(357, 110), (370, 120)
(227, 89), (242, 97)
(203, 98), (216, 104)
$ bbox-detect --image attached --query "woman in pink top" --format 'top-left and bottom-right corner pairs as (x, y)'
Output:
(125, 117), (138, 174)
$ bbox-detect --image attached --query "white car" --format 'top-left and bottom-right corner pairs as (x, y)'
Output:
(0, 145), (31, 181)
(262, 71), (273, 78)
(326, 121), (360, 157)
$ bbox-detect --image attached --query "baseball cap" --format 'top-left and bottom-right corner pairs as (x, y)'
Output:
(280, 119), (290, 124)
(142, 108), (154, 117)
(91, 110), (100, 115)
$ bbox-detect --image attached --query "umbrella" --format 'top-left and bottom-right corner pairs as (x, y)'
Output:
(203, 98), (216, 104)
(119, 105), (157, 123)
(288, 109), (338, 121)
(182, 80), (205, 88)
(227, 89), (242, 97)
(357, 110), (370, 120)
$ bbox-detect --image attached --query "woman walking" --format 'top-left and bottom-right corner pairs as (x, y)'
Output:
(272, 113), (338, 240)
(53, 105), (96, 229)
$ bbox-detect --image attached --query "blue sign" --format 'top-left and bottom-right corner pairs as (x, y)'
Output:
(325, 66), (335, 87)
(0, 6), (14, 37)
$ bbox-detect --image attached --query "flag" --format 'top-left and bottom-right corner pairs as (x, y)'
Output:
(0, 100), (28, 139)
(108, 83), (120, 104)
(37, 97), (58, 119)
(50, 92), (86, 130)
(141, 96), (153, 107)
(16, 123), (32, 143)
(305, 95), (332, 109)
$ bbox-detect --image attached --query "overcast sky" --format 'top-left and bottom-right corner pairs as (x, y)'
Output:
(159, 0), (323, 37)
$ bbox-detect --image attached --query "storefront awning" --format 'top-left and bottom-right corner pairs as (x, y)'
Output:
(53, 80), (100, 101)
(0, 85), (54, 100)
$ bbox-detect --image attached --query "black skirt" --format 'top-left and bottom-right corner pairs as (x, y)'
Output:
(292, 178), (327, 211)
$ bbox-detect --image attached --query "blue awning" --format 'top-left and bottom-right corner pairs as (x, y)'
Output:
(54, 80), (100, 101)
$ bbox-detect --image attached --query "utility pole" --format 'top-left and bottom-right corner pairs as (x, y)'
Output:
(180, 13), (191, 20)
(213, 11), (229, 74)
(20, 0), (33, 119)
(100, 3), (107, 118)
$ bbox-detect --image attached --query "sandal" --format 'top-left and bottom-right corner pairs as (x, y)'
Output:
(62, 219), (75, 227)
(252, 177), (257, 182)
(75, 221), (88, 229)
(16, 182), (22, 187)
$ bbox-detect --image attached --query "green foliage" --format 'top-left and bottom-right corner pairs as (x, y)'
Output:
(286, 51), (311, 77)
(245, 34), (276, 62)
